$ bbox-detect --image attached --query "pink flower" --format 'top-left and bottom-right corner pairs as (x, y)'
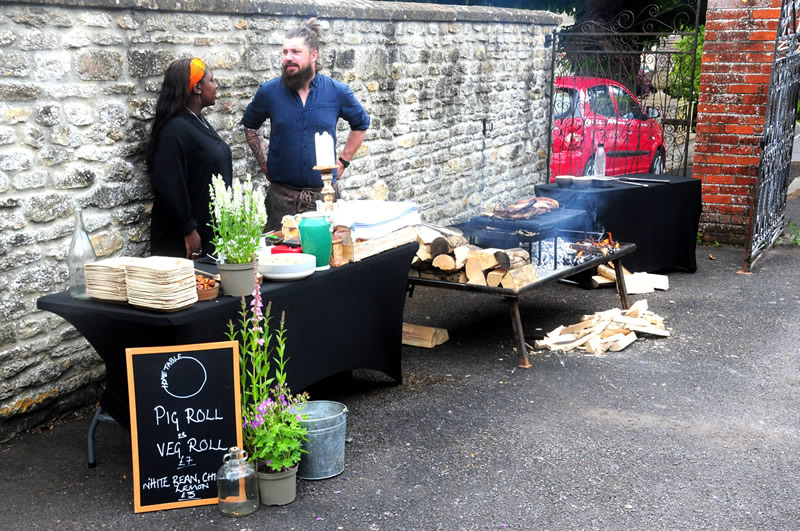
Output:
(250, 274), (263, 320)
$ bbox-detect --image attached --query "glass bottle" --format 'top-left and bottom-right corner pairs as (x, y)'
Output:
(593, 142), (606, 177)
(217, 447), (259, 517)
(68, 202), (96, 299)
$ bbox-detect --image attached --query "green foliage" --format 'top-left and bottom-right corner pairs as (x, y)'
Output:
(227, 278), (309, 472)
(669, 25), (704, 102)
(786, 219), (800, 246)
(696, 231), (703, 245)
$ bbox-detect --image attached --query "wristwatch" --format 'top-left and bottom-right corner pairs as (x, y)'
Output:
(338, 156), (350, 169)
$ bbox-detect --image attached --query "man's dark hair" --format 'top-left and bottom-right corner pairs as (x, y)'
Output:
(286, 17), (323, 71)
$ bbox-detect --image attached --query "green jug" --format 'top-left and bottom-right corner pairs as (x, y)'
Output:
(297, 211), (332, 270)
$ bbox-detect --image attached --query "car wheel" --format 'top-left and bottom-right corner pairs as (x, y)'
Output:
(649, 149), (665, 174)
(582, 156), (595, 177)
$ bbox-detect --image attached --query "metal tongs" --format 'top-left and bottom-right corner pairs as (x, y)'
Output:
(619, 176), (670, 186)
(618, 179), (648, 187)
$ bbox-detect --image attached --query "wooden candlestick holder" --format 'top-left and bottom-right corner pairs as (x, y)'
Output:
(313, 164), (337, 219)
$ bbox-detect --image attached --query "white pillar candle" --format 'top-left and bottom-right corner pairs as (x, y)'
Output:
(314, 131), (335, 167)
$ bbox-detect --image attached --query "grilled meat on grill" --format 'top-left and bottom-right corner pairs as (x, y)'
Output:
(486, 196), (560, 219)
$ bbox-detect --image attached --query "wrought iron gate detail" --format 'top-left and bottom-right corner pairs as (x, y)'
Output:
(744, 0), (800, 271)
(546, 1), (701, 181)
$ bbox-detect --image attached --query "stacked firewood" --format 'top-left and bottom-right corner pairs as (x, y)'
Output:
(409, 226), (540, 290)
(534, 299), (669, 354)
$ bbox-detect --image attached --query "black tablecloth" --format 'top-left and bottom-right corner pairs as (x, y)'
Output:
(37, 243), (417, 428)
(535, 175), (701, 273)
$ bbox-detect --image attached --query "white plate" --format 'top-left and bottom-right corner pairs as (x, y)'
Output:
(262, 269), (315, 281)
(257, 252), (316, 275)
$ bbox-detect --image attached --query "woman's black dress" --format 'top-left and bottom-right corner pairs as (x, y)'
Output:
(150, 109), (233, 258)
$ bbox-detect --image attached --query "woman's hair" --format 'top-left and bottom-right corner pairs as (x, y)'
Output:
(286, 17), (323, 70)
(145, 58), (193, 171)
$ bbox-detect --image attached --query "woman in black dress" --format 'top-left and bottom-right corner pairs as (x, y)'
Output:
(145, 57), (233, 259)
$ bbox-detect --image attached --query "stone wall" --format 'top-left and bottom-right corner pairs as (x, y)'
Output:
(0, 0), (559, 440)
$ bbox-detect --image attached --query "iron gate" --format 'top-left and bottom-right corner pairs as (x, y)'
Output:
(743, 0), (800, 271)
(547, 1), (702, 181)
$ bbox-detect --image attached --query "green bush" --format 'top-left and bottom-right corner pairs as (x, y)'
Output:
(669, 25), (704, 102)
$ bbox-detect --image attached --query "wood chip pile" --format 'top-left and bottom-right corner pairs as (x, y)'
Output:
(534, 299), (669, 354)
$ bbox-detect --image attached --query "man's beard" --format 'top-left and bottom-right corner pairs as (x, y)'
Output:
(281, 63), (315, 92)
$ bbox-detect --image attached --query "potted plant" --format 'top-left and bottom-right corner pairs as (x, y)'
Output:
(227, 273), (308, 506)
(209, 174), (267, 297)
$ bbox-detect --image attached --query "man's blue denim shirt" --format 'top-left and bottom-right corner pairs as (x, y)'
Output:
(241, 74), (370, 188)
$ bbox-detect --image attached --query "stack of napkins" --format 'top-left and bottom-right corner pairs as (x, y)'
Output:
(328, 200), (421, 240)
(85, 256), (139, 302)
(124, 256), (197, 311)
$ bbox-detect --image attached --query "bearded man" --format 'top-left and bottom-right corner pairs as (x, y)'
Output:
(241, 17), (370, 231)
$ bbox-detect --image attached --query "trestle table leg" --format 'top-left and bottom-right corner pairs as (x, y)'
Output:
(87, 405), (116, 468)
(505, 296), (532, 369)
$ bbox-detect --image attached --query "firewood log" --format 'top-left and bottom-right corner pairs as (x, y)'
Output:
(416, 243), (433, 262)
(432, 254), (458, 271)
(500, 263), (539, 289)
(454, 244), (482, 269)
(486, 247), (530, 271)
(486, 268), (507, 287)
(491, 251), (511, 271)
(402, 323), (449, 348)
(430, 234), (470, 258)
(504, 248), (530, 270)
(417, 226), (443, 245)
(420, 270), (467, 283)
(465, 258), (487, 286)
(467, 248), (503, 271)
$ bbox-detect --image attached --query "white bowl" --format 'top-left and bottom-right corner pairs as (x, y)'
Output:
(572, 176), (593, 188)
(258, 252), (316, 280)
(555, 175), (574, 187)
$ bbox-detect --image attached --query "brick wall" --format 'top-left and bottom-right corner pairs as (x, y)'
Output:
(693, 0), (781, 243)
(0, 0), (559, 440)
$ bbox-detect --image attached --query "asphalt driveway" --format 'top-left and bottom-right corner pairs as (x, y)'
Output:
(2, 198), (799, 530)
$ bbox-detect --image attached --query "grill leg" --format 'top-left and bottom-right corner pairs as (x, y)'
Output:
(612, 258), (630, 310)
(505, 296), (532, 369)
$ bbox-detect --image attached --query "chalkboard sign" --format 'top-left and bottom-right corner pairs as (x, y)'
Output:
(125, 341), (242, 513)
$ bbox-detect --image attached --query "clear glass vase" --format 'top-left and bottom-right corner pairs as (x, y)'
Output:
(68, 202), (96, 299)
(217, 447), (259, 517)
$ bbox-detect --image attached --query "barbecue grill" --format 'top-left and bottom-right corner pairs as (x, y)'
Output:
(452, 208), (590, 254)
(407, 216), (636, 368)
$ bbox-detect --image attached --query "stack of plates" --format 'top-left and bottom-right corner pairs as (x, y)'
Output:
(85, 257), (140, 302)
(124, 256), (198, 312)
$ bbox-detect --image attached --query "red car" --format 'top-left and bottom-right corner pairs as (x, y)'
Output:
(550, 76), (665, 181)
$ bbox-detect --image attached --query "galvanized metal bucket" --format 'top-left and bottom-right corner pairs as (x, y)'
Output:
(292, 400), (348, 480)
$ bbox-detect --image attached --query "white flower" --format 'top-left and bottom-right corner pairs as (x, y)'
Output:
(208, 174), (267, 264)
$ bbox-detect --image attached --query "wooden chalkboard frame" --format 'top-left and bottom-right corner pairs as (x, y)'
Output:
(126, 341), (242, 513)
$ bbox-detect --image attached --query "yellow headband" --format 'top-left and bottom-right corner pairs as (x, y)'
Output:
(189, 57), (206, 91)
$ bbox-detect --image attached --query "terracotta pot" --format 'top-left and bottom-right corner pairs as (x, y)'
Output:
(256, 465), (297, 506)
